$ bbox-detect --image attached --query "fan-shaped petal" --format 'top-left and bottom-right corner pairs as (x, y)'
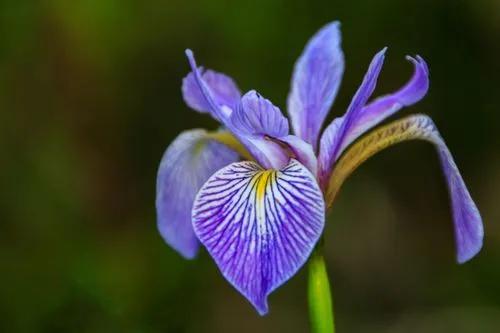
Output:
(192, 159), (325, 314)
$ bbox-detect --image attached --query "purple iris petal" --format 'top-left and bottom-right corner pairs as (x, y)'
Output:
(287, 21), (344, 149)
(325, 114), (483, 263)
(318, 48), (387, 184)
(192, 159), (325, 314)
(417, 116), (483, 263)
(439, 146), (483, 263)
(156, 129), (239, 259)
(338, 56), (429, 156)
(231, 90), (289, 137)
(182, 67), (241, 118)
(185, 50), (233, 122)
(185, 51), (291, 170)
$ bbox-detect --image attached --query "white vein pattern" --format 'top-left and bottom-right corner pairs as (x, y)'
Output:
(192, 159), (325, 314)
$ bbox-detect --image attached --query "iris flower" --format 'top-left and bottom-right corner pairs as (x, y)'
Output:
(156, 22), (483, 316)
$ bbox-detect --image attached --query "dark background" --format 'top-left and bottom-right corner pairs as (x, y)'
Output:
(1, 0), (499, 332)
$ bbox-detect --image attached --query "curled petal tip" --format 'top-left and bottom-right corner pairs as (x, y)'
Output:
(417, 55), (430, 75)
(416, 54), (426, 64)
(405, 54), (418, 63)
(406, 55), (429, 74)
(405, 55), (421, 70)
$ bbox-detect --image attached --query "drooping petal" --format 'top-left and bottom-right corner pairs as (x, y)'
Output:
(287, 21), (344, 149)
(185, 51), (291, 170)
(318, 48), (386, 185)
(192, 159), (325, 314)
(156, 129), (239, 259)
(325, 115), (483, 263)
(182, 68), (241, 117)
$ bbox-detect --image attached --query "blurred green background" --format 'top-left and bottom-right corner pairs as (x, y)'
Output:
(1, 0), (499, 332)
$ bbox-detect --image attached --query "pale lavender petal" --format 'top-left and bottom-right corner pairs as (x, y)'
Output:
(318, 48), (386, 184)
(156, 129), (239, 259)
(287, 21), (344, 149)
(192, 159), (325, 314)
(182, 68), (241, 116)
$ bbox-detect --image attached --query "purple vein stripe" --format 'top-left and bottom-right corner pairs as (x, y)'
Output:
(192, 159), (325, 315)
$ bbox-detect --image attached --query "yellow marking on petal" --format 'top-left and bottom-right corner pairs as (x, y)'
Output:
(326, 114), (437, 209)
(206, 131), (253, 161)
(255, 169), (275, 201)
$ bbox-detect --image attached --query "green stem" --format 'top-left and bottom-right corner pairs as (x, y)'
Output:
(308, 244), (335, 333)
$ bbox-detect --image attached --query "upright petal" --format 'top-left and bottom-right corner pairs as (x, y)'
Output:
(182, 68), (241, 116)
(192, 159), (325, 314)
(185, 51), (290, 169)
(318, 48), (386, 185)
(156, 129), (239, 259)
(325, 115), (483, 263)
(336, 56), (429, 155)
(287, 21), (344, 149)
(319, 53), (430, 186)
